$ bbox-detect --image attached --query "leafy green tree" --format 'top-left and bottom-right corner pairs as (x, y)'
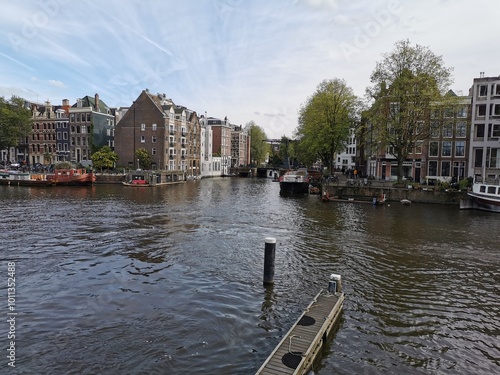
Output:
(0, 96), (32, 162)
(296, 78), (359, 174)
(135, 148), (151, 170)
(367, 40), (454, 182)
(245, 121), (268, 166)
(92, 146), (118, 171)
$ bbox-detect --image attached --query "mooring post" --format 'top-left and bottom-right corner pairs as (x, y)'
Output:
(263, 237), (276, 285)
(328, 273), (342, 293)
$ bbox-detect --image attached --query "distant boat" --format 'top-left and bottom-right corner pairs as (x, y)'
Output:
(46, 168), (96, 186)
(0, 168), (95, 186)
(122, 179), (149, 187)
(400, 198), (412, 205)
(323, 191), (386, 205)
(279, 168), (310, 195)
(462, 181), (500, 213)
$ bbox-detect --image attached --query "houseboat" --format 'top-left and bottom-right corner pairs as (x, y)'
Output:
(279, 168), (310, 195)
(46, 168), (96, 186)
(461, 181), (500, 213)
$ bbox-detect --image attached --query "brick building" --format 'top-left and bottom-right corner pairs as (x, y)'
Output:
(114, 90), (201, 176)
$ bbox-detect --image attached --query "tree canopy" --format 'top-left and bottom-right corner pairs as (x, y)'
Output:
(296, 78), (359, 173)
(0, 96), (32, 161)
(367, 40), (455, 182)
(245, 121), (268, 167)
(135, 148), (151, 169)
(92, 146), (118, 171)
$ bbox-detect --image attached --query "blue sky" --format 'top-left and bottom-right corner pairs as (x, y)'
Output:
(0, 0), (498, 139)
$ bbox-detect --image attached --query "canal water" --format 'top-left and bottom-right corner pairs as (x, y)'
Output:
(1, 178), (499, 374)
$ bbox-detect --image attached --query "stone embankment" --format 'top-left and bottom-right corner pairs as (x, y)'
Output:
(94, 174), (126, 184)
(323, 178), (467, 205)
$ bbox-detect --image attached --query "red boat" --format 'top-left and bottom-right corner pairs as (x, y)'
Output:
(46, 169), (96, 186)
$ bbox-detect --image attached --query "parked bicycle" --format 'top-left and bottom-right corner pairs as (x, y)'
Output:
(325, 175), (339, 184)
(346, 179), (360, 187)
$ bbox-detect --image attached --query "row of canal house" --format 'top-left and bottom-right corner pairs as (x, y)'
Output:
(355, 74), (500, 184)
(3, 90), (251, 179)
(5, 94), (115, 167)
(114, 90), (251, 178)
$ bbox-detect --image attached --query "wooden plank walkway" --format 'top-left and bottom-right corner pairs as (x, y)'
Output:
(256, 289), (344, 375)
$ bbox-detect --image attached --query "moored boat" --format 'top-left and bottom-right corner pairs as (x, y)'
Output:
(462, 181), (500, 212)
(279, 168), (310, 195)
(0, 168), (95, 186)
(0, 170), (53, 186)
(122, 179), (149, 186)
(46, 169), (96, 186)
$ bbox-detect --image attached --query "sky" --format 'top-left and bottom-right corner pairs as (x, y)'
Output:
(0, 0), (499, 139)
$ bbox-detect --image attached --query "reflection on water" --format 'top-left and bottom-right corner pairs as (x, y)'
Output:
(1, 179), (499, 374)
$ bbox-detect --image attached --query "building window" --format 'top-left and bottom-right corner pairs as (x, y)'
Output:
(443, 124), (453, 137)
(152, 123), (157, 131)
(141, 135), (145, 143)
(493, 104), (500, 117)
(474, 148), (483, 168)
(455, 141), (465, 157)
(415, 141), (422, 154)
(441, 161), (451, 176)
(479, 85), (487, 96)
(477, 104), (486, 117)
(453, 161), (465, 178)
(493, 84), (500, 96)
(489, 148), (500, 168)
(457, 106), (467, 118)
(430, 122), (440, 137)
(476, 124), (485, 138)
(442, 141), (452, 156)
(141, 123), (146, 131)
(456, 122), (466, 137)
(152, 148), (157, 155)
(428, 161), (437, 176)
(429, 141), (439, 156)
(492, 124), (500, 137)
(152, 136), (157, 143)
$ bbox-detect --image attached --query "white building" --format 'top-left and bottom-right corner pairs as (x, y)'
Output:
(334, 127), (356, 172)
(468, 74), (500, 182)
(200, 114), (222, 178)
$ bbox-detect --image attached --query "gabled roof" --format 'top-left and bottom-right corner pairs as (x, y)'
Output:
(72, 95), (110, 113)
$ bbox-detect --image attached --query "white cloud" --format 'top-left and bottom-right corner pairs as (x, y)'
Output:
(48, 80), (65, 88)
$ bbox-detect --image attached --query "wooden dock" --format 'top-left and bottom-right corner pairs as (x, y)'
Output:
(256, 289), (344, 375)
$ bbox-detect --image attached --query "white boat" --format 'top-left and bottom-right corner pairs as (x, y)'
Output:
(400, 198), (412, 205)
(463, 181), (500, 213)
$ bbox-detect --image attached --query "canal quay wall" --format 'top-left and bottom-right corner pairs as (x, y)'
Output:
(323, 182), (467, 205)
(94, 174), (126, 184)
(94, 173), (466, 206)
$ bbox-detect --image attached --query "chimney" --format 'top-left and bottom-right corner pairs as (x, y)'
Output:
(95, 93), (100, 112)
